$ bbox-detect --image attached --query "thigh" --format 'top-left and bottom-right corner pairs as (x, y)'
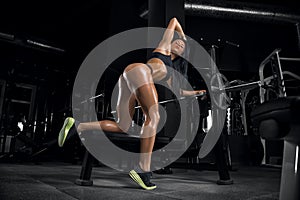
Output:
(135, 83), (158, 119)
(123, 64), (158, 120)
(116, 75), (136, 132)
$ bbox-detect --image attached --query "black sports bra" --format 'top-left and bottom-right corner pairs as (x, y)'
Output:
(147, 52), (172, 82)
(148, 52), (172, 67)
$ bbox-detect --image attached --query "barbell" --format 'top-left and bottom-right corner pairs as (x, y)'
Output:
(110, 91), (206, 114)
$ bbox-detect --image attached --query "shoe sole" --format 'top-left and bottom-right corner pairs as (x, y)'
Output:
(58, 117), (75, 147)
(129, 170), (157, 190)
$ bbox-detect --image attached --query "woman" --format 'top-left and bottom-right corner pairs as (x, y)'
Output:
(58, 17), (206, 190)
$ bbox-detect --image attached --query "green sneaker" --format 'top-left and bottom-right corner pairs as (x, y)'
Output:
(129, 170), (157, 190)
(58, 117), (75, 147)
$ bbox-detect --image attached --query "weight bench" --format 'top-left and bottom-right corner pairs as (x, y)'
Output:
(74, 131), (233, 186)
(251, 96), (300, 200)
(74, 96), (232, 186)
(74, 132), (182, 186)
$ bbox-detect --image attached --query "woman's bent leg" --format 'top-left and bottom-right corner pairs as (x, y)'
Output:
(123, 63), (159, 172)
(135, 84), (159, 172)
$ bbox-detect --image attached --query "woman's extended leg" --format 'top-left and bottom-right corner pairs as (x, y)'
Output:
(58, 75), (136, 147)
(77, 75), (136, 133)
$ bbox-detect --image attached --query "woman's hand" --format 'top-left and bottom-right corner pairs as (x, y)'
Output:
(180, 89), (206, 97)
(196, 90), (206, 96)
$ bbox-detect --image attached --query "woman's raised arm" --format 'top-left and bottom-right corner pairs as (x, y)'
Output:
(156, 18), (186, 53)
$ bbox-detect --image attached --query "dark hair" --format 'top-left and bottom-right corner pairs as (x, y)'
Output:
(171, 39), (190, 96)
(171, 37), (187, 47)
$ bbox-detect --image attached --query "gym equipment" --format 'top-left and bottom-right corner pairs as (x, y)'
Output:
(74, 93), (233, 186)
(0, 124), (57, 162)
(251, 97), (300, 200)
(75, 131), (234, 186)
(210, 49), (293, 109)
(75, 132), (174, 186)
(220, 49), (299, 166)
(250, 50), (300, 199)
(110, 92), (206, 114)
(80, 94), (104, 104)
(259, 49), (286, 103)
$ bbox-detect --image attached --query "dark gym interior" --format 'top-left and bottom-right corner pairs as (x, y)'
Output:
(0, 0), (299, 199)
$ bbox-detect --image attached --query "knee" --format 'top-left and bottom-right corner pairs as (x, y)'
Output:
(141, 112), (160, 138)
(145, 109), (160, 130)
(100, 120), (124, 133)
(117, 121), (131, 133)
(151, 111), (161, 126)
(98, 121), (107, 130)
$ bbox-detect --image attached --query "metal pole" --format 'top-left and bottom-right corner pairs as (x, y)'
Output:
(275, 51), (287, 97)
(224, 81), (261, 92)
(259, 49), (281, 103)
(184, 1), (300, 24)
(280, 57), (300, 61)
(296, 23), (300, 52)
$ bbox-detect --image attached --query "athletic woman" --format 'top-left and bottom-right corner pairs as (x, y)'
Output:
(58, 17), (206, 190)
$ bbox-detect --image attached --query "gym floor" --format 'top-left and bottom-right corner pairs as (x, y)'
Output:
(0, 162), (281, 200)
